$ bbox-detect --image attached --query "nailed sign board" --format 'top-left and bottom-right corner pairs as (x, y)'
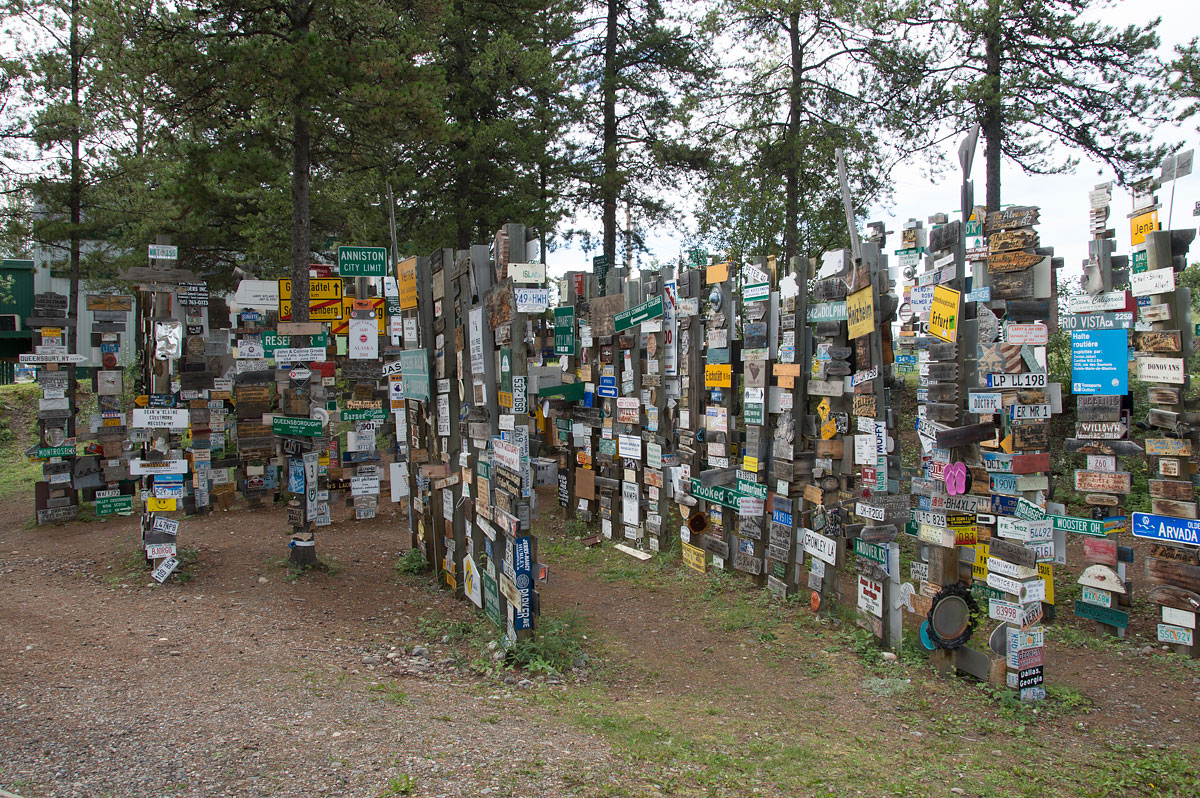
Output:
(613, 295), (665, 332)
(1131, 268), (1176, 297)
(510, 262), (546, 284)
(1137, 357), (1185, 384)
(846, 287), (875, 339)
(803, 529), (838, 566)
(1133, 513), (1200, 547)
(1066, 292), (1127, 313)
(132, 408), (190, 429)
(337, 246), (388, 276)
(1059, 312), (1134, 331)
(928, 285), (960, 344)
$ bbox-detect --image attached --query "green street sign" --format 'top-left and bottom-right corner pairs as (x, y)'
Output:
(689, 478), (743, 510)
(337, 246), (388, 276)
(341, 408), (386, 421)
(272, 416), (323, 437)
(264, 331), (327, 355)
(736, 479), (767, 500)
(1073, 600), (1129, 629)
(29, 445), (76, 459)
(95, 494), (134, 516)
(1049, 514), (1105, 537)
(614, 295), (665, 333)
(1131, 250), (1148, 274)
(399, 349), (430, 402)
(854, 538), (887, 566)
(554, 306), (576, 356)
(744, 402), (764, 425)
(482, 569), (502, 627)
(539, 381), (585, 402)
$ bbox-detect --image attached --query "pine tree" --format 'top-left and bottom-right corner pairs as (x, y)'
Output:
(915, 0), (1172, 210)
(149, 0), (444, 314)
(571, 0), (714, 271)
(695, 1), (932, 264)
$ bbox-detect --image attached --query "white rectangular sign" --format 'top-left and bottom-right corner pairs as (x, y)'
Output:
(132, 408), (190, 429)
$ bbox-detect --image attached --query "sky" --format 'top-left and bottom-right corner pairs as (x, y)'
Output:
(544, 1), (1200, 285)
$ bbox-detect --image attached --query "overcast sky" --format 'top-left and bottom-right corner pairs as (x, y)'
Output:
(546, 1), (1200, 285)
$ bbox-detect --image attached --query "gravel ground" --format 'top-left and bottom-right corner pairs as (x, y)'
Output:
(0, 504), (623, 798)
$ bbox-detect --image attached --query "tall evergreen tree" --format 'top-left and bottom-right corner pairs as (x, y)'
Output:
(695, 1), (932, 264)
(396, 0), (578, 255)
(149, 0), (444, 312)
(913, 0), (1172, 210)
(572, 0), (714, 270)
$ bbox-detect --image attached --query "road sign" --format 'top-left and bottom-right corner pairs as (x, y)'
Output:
(337, 246), (388, 276)
(1133, 512), (1200, 546)
(613, 295), (664, 332)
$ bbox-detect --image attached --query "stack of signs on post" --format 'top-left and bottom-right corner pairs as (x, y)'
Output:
(1066, 182), (1135, 637)
(979, 204), (1054, 701)
(805, 249), (856, 609)
(1130, 183), (1199, 656)
(234, 306), (276, 509)
(639, 268), (670, 552)
(87, 293), (136, 516)
(848, 233), (903, 650)
(24, 291), (82, 524)
(908, 214), (977, 675)
(766, 258), (805, 597)
(731, 259), (771, 579)
(612, 275), (651, 549)
(673, 267), (707, 572)
(271, 314), (328, 547)
(692, 260), (736, 571)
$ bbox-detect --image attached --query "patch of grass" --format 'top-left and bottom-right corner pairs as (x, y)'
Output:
(393, 547), (430, 576)
(506, 610), (587, 676)
(172, 547), (200, 584)
(272, 553), (341, 583)
(417, 614), (481, 644)
(104, 546), (150, 587)
(377, 773), (417, 796)
(367, 681), (410, 706)
(0, 383), (46, 501)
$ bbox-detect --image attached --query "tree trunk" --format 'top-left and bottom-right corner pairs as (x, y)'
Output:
(982, 0), (1003, 212)
(782, 10), (802, 264)
(601, 0), (619, 272)
(290, 2), (312, 322)
(67, 0), (81, 355)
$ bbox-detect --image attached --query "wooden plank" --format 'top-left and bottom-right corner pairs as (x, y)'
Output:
(1077, 395), (1122, 422)
(989, 229), (1039, 253)
(1149, 543), (1200, 565)
(987, 251), (1043, 273)
(1146, 585), (1200, 611)
(1074, 470), (1132, 494)
(1012, 452), (1052, 474)
(1006, 300), (1052, 321)
(990, 268), (1035, 300)
(935, 423), (996, 449)
(1152, 498), (1198, 519)
(1073, 422), (1127, 439)
(984, 206), (1040, 232)
(1148, 386), (1182, 405)
(1150, 479), (1195, 501)
(1135, 330), (1182, 353)
(1145, 557), (1200, 593)
(1012, 421), (1048, 451)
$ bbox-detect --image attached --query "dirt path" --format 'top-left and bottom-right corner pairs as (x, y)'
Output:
(1, 497), (1199, 797)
